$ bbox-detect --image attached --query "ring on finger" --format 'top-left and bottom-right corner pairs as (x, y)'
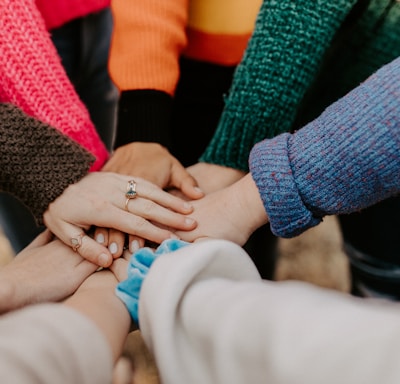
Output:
(125, 180), (137, 211)
(126, 179), (137, 199)
(71, 232), (85, 252)
(125, 197), (133, 211)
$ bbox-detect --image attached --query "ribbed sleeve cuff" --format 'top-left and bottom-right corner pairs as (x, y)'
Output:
(115, 90), (173, 149)
(0, 104), (94, 225)
(249, 133), (321, 238)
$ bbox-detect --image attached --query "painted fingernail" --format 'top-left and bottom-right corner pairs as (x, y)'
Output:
(96, 233), (105, 244)
(185, 217), (196, 226)
(99, 253), (110, 267)
(130, 240), (140, 253)
(109, 242), (118, 254)
(183, 202), (193, 211)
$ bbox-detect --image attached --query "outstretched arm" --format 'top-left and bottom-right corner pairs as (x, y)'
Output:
(177, 56), (400, 243)
(0, 256), (131, 384)
(138, 240), (400, 384)
(0, 0), (108, 170)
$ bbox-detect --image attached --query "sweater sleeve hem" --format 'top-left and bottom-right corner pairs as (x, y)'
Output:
(249, 133), (321, 238)
(115, 90), (173, 149)
(0, 104), (94, 225)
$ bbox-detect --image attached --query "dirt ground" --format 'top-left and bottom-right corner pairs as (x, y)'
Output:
(0, 215), (351, 382)
(274, 215), (350, 292)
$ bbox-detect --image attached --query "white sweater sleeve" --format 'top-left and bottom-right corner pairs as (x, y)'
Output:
(139, 239), (400, 384)
(0, 303), (113, 384)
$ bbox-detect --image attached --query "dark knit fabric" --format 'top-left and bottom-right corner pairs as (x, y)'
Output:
(170, 57), (236, 166)
(249, 57), (400, 238)
(200, 0), (400, 171)
(115, 90), (173, 149)
(0, 103), (95, 224)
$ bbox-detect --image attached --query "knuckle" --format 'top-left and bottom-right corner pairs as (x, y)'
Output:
(131, 216), (147, 233)
(142, 199), (156, 213)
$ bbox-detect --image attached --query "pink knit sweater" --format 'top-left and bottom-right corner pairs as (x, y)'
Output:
(36, 0), (110, 30)
(0, 0), (109, 171)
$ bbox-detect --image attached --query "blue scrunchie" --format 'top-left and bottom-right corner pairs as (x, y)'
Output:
(116, 239), (189, 325)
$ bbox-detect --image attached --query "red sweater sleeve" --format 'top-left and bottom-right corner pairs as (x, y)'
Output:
(0, 0), (108, 171)
(35, 0), (110, 30)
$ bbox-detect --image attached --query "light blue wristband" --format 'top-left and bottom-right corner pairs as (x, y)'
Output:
(116, 239), (189, 325)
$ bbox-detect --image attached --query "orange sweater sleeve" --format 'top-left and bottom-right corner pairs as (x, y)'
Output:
(109, 0), (188, 95)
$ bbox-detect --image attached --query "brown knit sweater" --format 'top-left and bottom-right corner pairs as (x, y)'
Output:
(0, 103), (95, 224)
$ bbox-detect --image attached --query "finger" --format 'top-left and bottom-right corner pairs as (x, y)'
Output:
(109, 255), (130, 281)
(107, 229), (125, 259)
(64, 225), (114, 268)
(92, 206), (182, 245)
(130, 178), (194, 214)
(127, 235), (145, 254)
(170, 163), (204, 200)
(125, 196), (197, 231)
(94, 227), (109, 248)
(167, 187), (187, 200)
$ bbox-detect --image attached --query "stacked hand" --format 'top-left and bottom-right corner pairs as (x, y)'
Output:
(176, 174), (269, 245)
(44, 172), (198, 268)
(0, 230), (99, 314)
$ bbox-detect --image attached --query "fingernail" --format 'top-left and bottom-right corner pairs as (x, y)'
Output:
(96, 233), (105, 244)
(109, 242), (118, 254)
(183, 202), (193, 211)
(99, 253), (110, 267)
(185, 217), (196, 226)
(194, 187), (204, 194)
(130, 240), (140, 253)
(170, 233), (179, 239)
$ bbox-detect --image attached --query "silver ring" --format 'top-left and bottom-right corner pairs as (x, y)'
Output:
(126, 180), (137, 199)
(71, 233), (85, 252)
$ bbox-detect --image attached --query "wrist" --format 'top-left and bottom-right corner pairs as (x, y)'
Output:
(0, 275), (19, 314)
(234, 175), (269, 233)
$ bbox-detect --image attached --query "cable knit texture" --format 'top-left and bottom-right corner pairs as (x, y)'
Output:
(249, 57), (400, 238)
(35, 0), (110, 30)
(200, 0), (400, 171)
(0, 104), (95, 225)
(0, 0), (108, 171)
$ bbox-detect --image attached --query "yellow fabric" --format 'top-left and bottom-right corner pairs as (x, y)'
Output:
(188, 0), (262, 34)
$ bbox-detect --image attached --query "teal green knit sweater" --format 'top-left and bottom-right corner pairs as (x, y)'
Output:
(200, 0), (400, 171)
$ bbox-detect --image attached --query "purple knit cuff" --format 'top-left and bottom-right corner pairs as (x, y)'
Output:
(249, 133), (321, 238)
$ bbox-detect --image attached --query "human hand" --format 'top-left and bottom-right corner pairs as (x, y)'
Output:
(0, 230), (98, 314)
(102, 142), (204, 200)
(43, 172), (197, 268)
(93, 225), (146, 258)
(115, 239), (189, 325)
(176, 174), (269, 245)
(186, 162), (246, 194)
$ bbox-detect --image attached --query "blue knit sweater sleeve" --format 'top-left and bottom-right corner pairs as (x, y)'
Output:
(249, 56), (400, 238)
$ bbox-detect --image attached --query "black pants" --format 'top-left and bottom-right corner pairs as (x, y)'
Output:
(339, 196), (400, 300)
(169, 58), (278, 279)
